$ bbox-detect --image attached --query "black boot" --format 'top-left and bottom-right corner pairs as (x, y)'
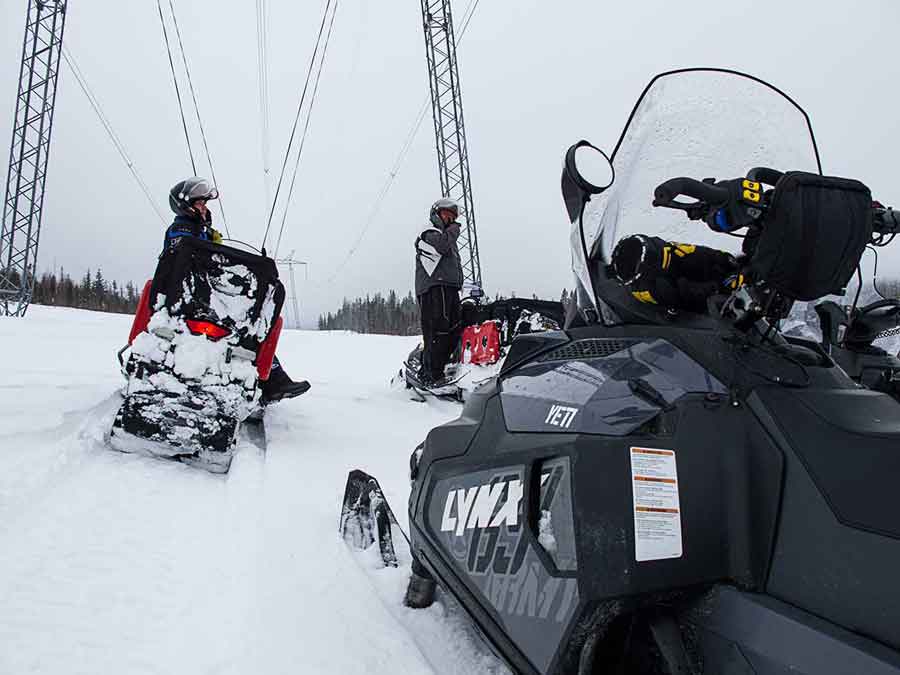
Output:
(260, 367), (310, 404)
(404, 559), (436, 609)
(404, 572), (436, 609)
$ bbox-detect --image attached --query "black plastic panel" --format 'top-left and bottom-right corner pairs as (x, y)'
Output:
(500, 339), (726, 436)
(761, 388), (900, 537)
(537, 338), (638, 362)
(752, 391), (900, 652)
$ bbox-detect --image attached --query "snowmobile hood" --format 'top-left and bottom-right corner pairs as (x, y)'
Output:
(566, 68), (821, 323)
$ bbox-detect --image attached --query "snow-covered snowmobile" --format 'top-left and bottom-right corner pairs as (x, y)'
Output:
(398, 296), (566, 401)
(344, 69), (900, 673)
(111, 236), (285, 473)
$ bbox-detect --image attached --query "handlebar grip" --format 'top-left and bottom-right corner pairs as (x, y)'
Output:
(873, 207), (900, 234)
(746, 167), (784, 187)
(653, 177), (729, 207)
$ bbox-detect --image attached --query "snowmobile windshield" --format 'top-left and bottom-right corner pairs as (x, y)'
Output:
(576, 69), (821, 320)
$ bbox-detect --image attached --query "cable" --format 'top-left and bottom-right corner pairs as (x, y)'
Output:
(168, 0), (229, 237)
(261, 0), (334, 252)
(256, 0), (272, 209)
(321, 0), (482, 283)
(156, 0), (196, 175)
(274, 0), (339, 257)
(851, 264), (863, 316)
(868, 245), (889, 300)
(61, 47), (166, 224)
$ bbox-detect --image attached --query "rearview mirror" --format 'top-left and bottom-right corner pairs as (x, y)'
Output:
(571, 142), (614, 193)
(561, 140), (615, 223)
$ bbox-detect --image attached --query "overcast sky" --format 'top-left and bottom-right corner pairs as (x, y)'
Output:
(2, 0), (899, 327)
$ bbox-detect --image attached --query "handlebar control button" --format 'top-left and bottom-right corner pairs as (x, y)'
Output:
(742, 189), (761, 203)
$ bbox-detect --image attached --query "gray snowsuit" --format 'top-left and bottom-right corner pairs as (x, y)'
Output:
(415, 215), (463, 295)
(415, 215), (463, 382)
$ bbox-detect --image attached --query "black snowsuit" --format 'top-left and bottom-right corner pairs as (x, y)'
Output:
(415, 216), (463, 382)
(419, 285), (461, 382)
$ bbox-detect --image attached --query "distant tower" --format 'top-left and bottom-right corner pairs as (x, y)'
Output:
(276, 252), (307, 329)
(420, 0), (482, 289)
(0, 0), (68, 316)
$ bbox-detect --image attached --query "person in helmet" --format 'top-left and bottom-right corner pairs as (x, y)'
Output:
(164, 177), (310, 403)
(415, 197), (464, 384)
(164, 177), (223, 251)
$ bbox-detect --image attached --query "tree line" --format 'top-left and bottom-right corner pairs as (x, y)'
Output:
(318, 289), (576, 335)
(25, 268), (141, 314)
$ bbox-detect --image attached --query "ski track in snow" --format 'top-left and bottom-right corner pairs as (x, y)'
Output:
(0, 306), (507, 675)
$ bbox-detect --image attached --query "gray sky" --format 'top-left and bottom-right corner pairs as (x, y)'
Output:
(2, 0), (899, 327)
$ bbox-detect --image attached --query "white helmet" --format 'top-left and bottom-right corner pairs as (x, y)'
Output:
(430, 197), (460, 219)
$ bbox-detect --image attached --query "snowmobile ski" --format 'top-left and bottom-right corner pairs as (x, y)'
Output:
(339, 469), (408, 568)
(241, 413), (267, 452)
(401, 361), (465, 401)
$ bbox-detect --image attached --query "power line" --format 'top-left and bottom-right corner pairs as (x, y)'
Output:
(156, 0), (196, 175)
(274, 0), (339, 257)
(261, 0), (334, 252)
(167, 0), (229, 236)
(256, 0), (272, 210)
(61, 47), (166, 224)
(323, 0), (482, 283)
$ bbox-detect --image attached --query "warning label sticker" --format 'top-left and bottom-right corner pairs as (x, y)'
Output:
(630, 447), (682, 562)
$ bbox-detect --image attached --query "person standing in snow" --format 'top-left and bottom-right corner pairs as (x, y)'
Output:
(164, 177), (310, 403)
(415, 197), (464, 384)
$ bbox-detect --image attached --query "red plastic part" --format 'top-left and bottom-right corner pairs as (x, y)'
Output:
(185, 320), (231, 341)
(127, 280), (153, 345)
(459, 320), (501, 365)
(256, 316), (283, 380)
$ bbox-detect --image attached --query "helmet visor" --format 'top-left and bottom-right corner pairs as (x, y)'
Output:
(184, 179), (219, 202)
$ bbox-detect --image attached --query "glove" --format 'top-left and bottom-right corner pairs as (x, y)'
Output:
(210, 228), (223, 244)
(722, 272), (746, 292)
(704, 178), (765, 233)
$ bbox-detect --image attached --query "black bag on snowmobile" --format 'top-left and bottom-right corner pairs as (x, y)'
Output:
(748, 171), (872, 300)
(150, 237), (285, 343)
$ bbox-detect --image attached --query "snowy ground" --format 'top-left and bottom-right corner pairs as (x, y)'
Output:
(0, 306), (508, 675)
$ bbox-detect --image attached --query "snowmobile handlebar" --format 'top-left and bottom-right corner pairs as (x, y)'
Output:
(656, 172), (898, 241)
(873, 205), (900, 235)
(652, 177), (730, 216)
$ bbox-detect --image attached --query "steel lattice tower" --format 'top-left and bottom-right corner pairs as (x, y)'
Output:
(0, 0), (68, 317)
(420, 0), (482, 289)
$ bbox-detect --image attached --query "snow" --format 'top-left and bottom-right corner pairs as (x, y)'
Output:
(0, 305), (508, 675)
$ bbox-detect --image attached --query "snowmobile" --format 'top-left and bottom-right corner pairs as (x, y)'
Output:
(398, 296), (566, 401)
(110, 236), (285, 473)
(344, 69), (900, 674)
(814, 292), (900, 398)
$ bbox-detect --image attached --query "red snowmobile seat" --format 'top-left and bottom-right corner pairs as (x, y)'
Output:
(460, 321), (501, 365)
(256, 316), (283, 381)
(127, 280), (154, 345)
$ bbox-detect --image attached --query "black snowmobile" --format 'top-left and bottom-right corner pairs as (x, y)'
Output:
(110, 236), (285, 473)
(344, 69), (900, 674)
(400, 296), (567, 401)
